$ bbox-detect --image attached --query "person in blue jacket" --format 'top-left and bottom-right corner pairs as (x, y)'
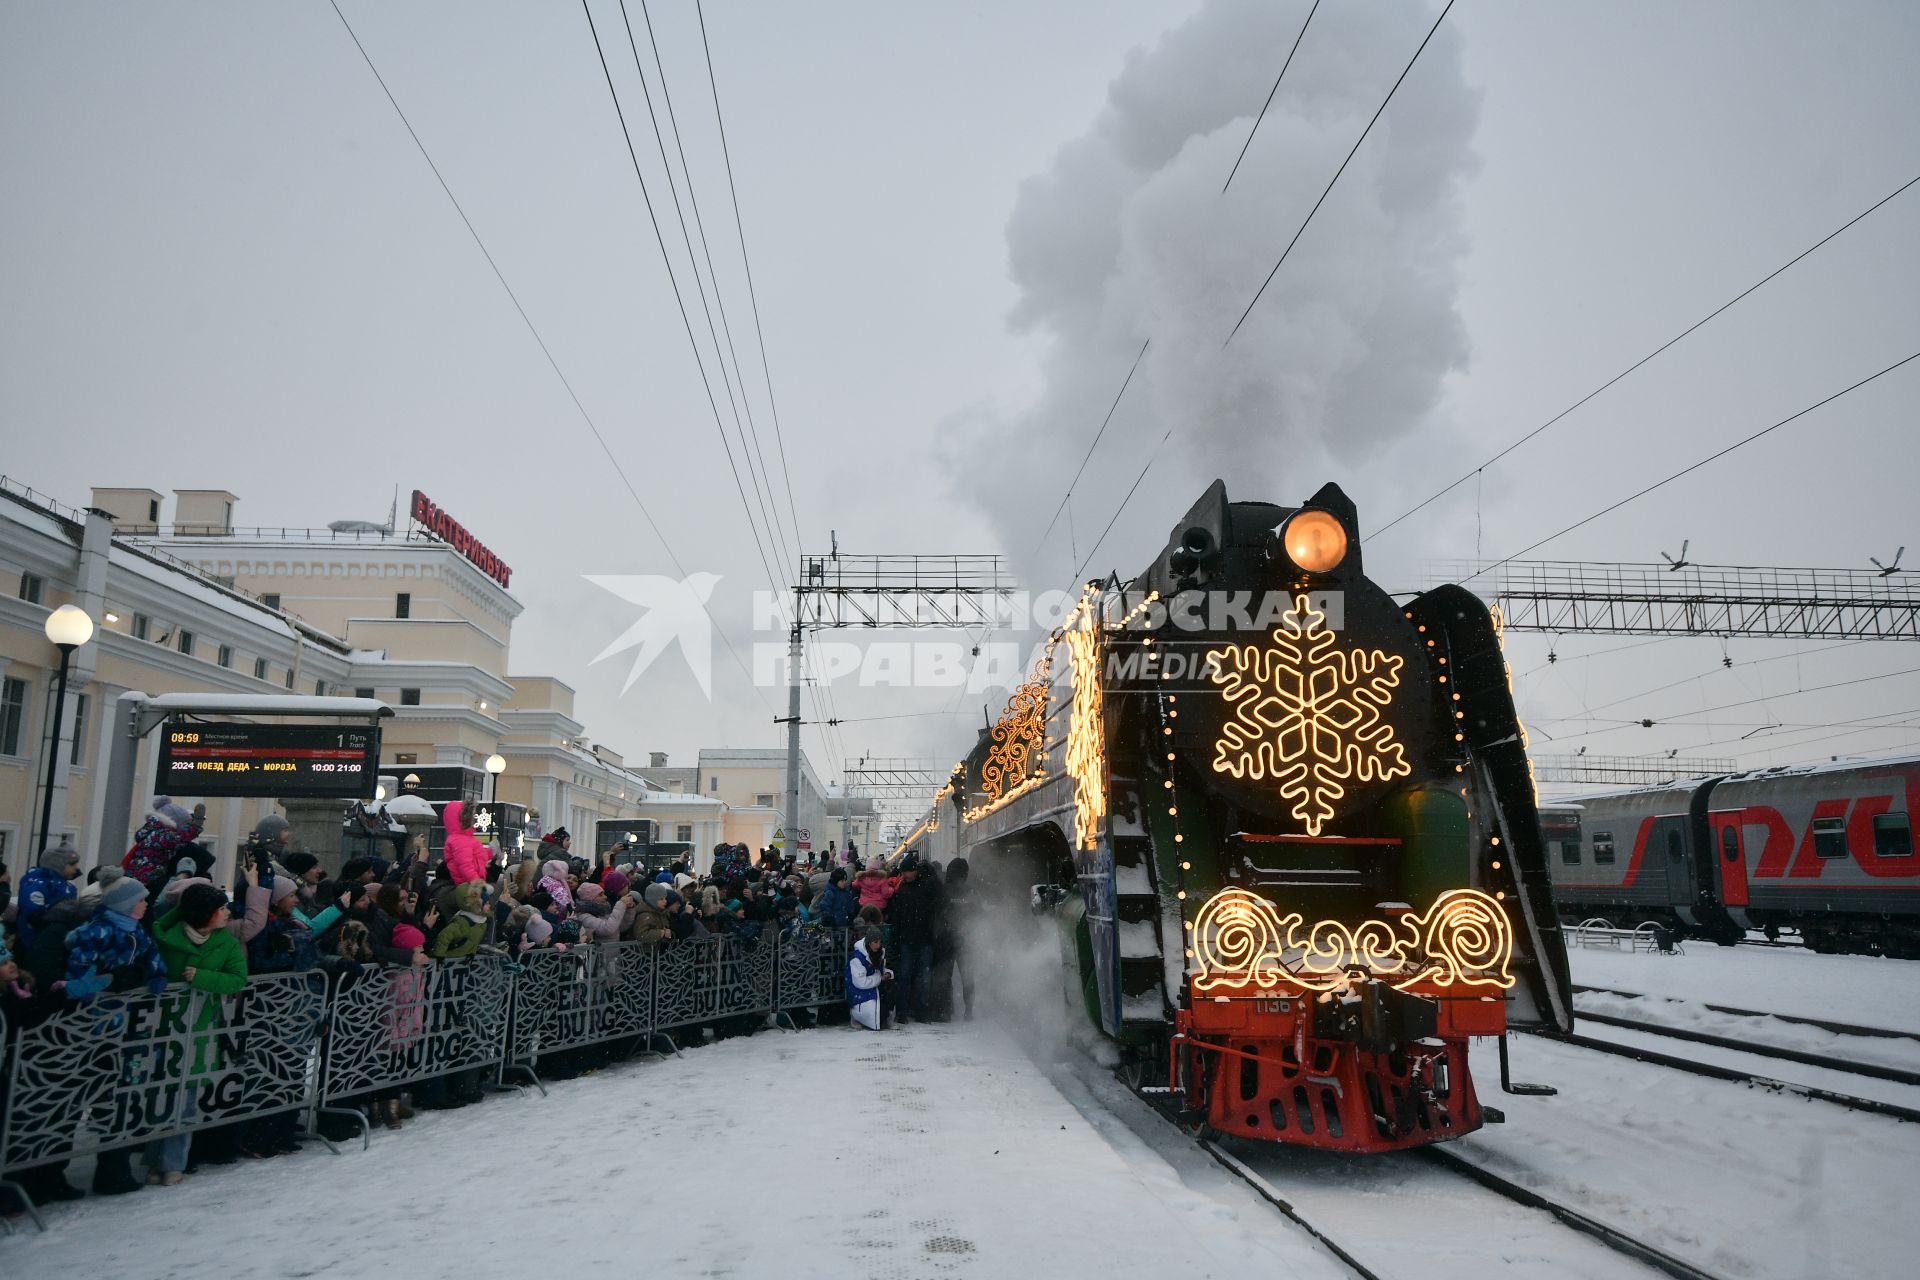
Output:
(814, 867), (857, 929)
(16, 839), (80, 950)
(63, 876), (170, 1000)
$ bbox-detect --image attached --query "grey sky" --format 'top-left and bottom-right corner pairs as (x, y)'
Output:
(4, 1), (1917, 786)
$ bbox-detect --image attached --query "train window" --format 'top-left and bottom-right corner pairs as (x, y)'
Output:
(1813, 816), (1849, 859)
(1721, 826), (1740, 862)
(1872, 813), (1912, 858)
(1665, 829), (1684, 859)
(1559, 840), (1581, 866)
(1593, 833), (1615, 864)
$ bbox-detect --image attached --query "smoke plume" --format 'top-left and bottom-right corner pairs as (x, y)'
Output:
(951, 0), (1479, 587)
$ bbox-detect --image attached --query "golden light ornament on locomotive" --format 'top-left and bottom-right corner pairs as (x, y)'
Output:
(980, 658), (1049, 805)
(1189, 887), (1515, 994)
(1206, 594), (1410, 836)
(1064, 610), (1108, 851)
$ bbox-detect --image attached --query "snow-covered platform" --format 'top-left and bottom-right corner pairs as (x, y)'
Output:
(3, 1021), (1349, 1280)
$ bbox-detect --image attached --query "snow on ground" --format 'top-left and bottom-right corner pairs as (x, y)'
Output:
(2, 1021), (1349, 1280)
(1569, 944), (1920, 1034)
(1452, 1033), (1920, 1280)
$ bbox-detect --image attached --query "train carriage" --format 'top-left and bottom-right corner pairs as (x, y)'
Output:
(1544, 755), (1920, 956)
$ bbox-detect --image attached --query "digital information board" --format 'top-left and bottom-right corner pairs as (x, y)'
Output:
(158, 722), (382, 799)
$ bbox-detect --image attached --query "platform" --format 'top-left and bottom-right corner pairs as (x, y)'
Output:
(3, 1021), (1348, 1279)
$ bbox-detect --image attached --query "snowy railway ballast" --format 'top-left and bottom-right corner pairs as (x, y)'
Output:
(893, 480), (1574, 1154)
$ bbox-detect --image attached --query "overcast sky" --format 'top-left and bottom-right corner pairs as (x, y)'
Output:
(4, 0), (1917, 791)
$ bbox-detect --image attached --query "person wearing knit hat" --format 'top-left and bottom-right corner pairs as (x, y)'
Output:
(520, 912), (554, 950)
(601, 869), (630, 901)
(122, 795), (207, 888)
(845, 925), (890, 1030)
(77, 864), (128, 908)
(15, 838), (82, 950)
(389, 922), (427, 960)
(63, 877), (169, 1002)
(537, 858), (574, 912)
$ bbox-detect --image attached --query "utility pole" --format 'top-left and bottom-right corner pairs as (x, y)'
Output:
(785, 585), (802, 852)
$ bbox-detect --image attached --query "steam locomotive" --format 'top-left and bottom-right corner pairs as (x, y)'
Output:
(1543, 753), (1920, 957)
(894, 480), (1572, 1153)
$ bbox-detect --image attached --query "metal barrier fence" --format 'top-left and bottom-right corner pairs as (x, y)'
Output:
(1, 972), (327, 1175)
(0, 927), (853, 1228)
(321, 955), (516, 1102)
(509, 942), (655, 1068)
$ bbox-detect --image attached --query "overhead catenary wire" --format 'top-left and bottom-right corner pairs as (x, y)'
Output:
(1374, 171), (1920, 540)
(695, 0), (805, 565)
(1027, 338), (1152, 567)
(1221, 0), (1322, 193)
(1463, 349), (1920, 583)
(1223, 0), (1456, 347)
(612, 0), (797, 583)
(578, 0), (790, 621)
(323, 0), (774, 714)
(1528, 664), (1920, 746)
(632, 0), (804, 571)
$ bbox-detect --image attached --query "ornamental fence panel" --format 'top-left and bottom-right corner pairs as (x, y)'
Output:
(507, 941), (656, 1066)
(653, 933), (774, 1033)
(319, 955), (514, 1102)
(776, 928), (849, 1012)
(0, 972), (326, 1177)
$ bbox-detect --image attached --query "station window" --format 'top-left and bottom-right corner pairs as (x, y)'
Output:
(254, 657), (269, 681)
(314, 679), (328, 697)
(262, 593), (281, 610)
(400, 688), (421, 706)
(217, 644), (233, 668)
(755, 793), (776, 807)
(676, 824), (693, 843)
(354, 687), (375, 699)
(132, 613), (151, 641)
(18, 572), (44, 604)
(1871, 813), (1910, 859)
(284, 668), (295, 689)
(709, 777), (719, 793)
(176, 629), (195, 656)
(1812, 816), (1849, 859)
(395, 592), (411, 619)
(0, 676), (28, 756)
(1592, 832), (1616, 865)
(394, 753), (418, 765)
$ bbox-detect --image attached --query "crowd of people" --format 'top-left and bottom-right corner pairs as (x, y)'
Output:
(0, 794), (977, 1214)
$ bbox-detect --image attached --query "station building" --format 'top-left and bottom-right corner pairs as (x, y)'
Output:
(0, 477), (819, 882)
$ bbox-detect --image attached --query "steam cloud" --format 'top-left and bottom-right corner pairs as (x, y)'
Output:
(952, 0), (1478, 587)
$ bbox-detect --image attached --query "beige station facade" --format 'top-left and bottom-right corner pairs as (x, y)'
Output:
(0, 477), (836, 883)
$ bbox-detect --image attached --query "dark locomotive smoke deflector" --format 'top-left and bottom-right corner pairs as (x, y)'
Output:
(1409, 584), (1575, 1034)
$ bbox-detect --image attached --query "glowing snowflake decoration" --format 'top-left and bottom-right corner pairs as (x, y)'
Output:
(1206, 594), (1410, 836)
(473, 807), (495, 834)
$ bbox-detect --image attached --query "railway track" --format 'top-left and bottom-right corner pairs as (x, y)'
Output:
(1572, 984), (1920, 1044)
(1533, 1029), (1920, 1124)
(1135, 1081), (1728, 1280)
(1570, 1008), (1920, 1087)
(1195, 1133), (1731, 1280)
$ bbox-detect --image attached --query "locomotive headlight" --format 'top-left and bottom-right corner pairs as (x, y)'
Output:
(1283, 509), (1348, 573)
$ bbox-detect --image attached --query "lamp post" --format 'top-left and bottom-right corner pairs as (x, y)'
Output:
(35, 605), (95, 853)
(485, 753), (506, 805)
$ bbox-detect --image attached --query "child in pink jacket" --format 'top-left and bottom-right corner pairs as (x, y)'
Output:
(855, 865), (898, 912)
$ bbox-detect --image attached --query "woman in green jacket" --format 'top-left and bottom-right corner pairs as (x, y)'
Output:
(146, 883), (249, 1184)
